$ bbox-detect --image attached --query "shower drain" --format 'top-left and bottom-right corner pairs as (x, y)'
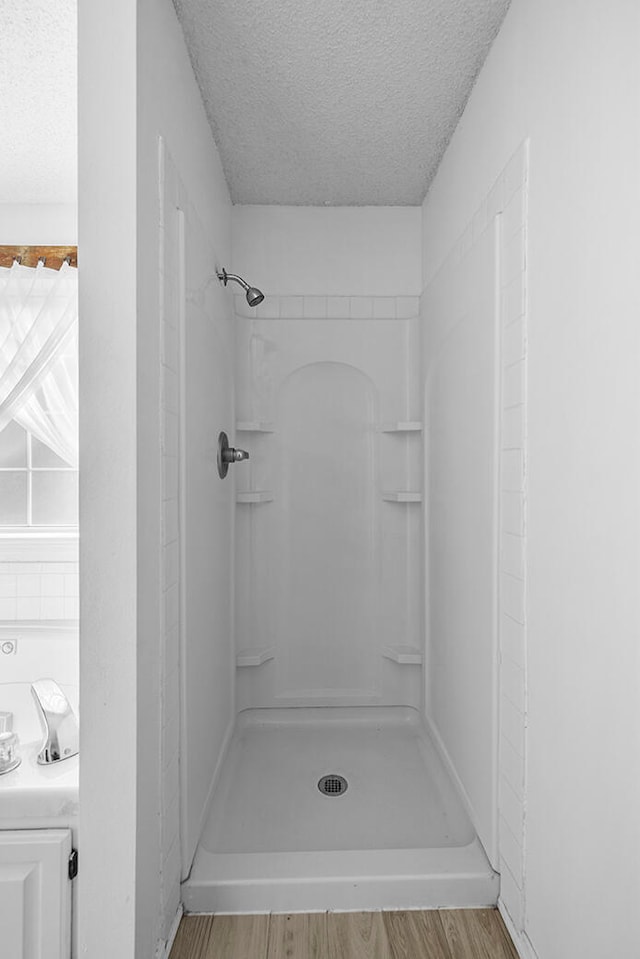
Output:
(318, 774), (348, 797)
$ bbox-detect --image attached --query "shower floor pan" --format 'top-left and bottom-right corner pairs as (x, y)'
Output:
(183, 707), (498, 914)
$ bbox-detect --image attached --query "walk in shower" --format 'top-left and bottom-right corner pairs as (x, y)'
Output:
(178, 252), (500, 913)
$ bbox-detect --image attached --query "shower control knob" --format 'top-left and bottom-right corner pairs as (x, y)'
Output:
(217, 431), (249, 478)
(225, 448), (249, 463)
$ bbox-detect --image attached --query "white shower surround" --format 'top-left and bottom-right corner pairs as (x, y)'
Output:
(234, 308), (423, 712)
(181, 204), (498, 914)
(422, 143), (529, 922)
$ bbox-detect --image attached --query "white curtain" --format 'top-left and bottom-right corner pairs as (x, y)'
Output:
(0, 260), (78, 467)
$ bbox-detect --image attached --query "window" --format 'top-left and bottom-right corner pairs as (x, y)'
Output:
(0, 419), (78, 527)
(0, 255), (79, 538)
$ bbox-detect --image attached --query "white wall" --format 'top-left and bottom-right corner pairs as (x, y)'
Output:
(422, 2), (640, 957)
(0, 204), (77, 244)
(137, 0), (234, 954)
(78, 0), (137, 955)
(232, 206), (422, 296)
(80, 0), (234, 956)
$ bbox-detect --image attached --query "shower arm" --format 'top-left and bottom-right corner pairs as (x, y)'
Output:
(217, 268), (250, 293)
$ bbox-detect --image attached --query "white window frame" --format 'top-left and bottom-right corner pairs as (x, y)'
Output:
(0, 529), (79, 563)
(0, 425), (78, 560)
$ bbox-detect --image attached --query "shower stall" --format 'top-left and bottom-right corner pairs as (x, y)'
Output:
(173, 206), (503, 914)
(78, 0), (640, 954)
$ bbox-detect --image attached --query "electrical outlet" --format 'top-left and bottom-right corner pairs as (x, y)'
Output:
(0, 639), (18, 656)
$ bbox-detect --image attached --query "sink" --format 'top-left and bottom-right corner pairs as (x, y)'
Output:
(0, 682), (79, 830)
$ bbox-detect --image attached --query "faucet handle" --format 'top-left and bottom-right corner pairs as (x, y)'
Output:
(0, 711), (21, 775)
(225, 447), (249, 463)
(217, 431), (250, 478)
(0, 711), (14, 734)
(31, 679), (79, 764)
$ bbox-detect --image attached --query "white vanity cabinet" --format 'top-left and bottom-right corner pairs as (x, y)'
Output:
(0, 829), (72, 959)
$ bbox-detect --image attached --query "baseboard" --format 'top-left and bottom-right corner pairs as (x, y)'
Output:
(157, 904), (183, 959)
(498, 901), (539, 959)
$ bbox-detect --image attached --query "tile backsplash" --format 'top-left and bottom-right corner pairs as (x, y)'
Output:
(0, 561), (79, 621)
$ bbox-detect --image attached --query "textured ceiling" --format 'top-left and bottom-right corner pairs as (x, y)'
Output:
(0, 0), (77, 204)
(173, 0), (510, 205)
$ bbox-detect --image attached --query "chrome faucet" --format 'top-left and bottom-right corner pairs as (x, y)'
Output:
(31, 679), (79, 764)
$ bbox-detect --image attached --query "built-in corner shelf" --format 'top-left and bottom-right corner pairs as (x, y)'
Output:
(379, 421), (423, 433)
(236, 490), (274, 504)
(236, 647), (275, 667)
(382, 491), (422, 503)
(236, 421), (274, 433)
(382, 645), (423, 665)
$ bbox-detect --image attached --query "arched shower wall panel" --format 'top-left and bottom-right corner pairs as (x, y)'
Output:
(234, 314), (423, 711)
(275, 362), (378, 701)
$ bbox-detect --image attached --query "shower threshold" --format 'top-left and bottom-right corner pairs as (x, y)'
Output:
(182, 707), (498, 914)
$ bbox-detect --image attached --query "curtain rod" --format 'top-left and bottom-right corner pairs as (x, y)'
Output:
(0, 246), (78, 269)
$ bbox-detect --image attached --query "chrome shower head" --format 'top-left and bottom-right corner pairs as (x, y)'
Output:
(245, 285), (265, 307)
(217, 268), (265, 307)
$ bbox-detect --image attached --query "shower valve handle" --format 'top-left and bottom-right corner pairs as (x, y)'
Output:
(223, 447), (249, 464)
(217, 431), (249, 478)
